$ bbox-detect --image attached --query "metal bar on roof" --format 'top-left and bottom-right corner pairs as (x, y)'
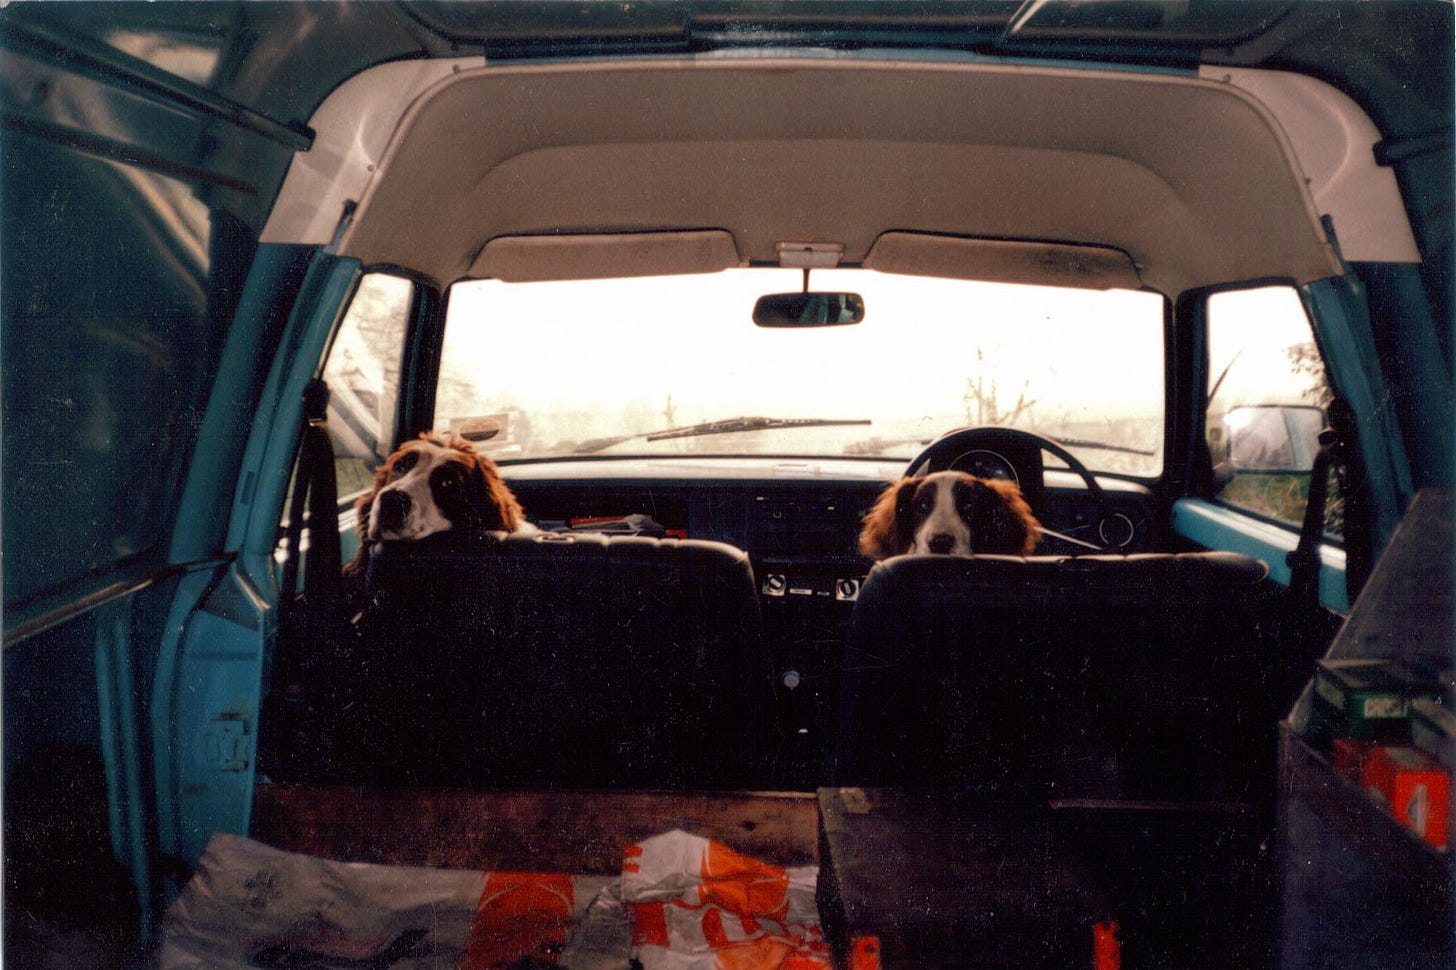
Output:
(0, 17), (314, 153)
(3, 113), (258, 194)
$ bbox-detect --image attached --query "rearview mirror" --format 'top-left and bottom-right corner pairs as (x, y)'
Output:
(753, 291), (864, 327)
(1221, 404), (1325, 473)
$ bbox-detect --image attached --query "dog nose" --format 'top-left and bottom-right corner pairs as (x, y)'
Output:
(377, 488), (411, 526)
(927, 533), (956, 554)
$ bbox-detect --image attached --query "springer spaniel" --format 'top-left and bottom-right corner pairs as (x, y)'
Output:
(859, 470), (1041, 558)
(342, 431), (526, 588)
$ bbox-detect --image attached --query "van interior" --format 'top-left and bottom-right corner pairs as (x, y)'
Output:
(2, 3), (1452, 968)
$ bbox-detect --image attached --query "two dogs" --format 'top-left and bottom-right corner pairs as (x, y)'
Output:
(344, 438), (1039, 591)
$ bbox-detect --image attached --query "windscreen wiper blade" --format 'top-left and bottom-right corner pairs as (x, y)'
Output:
(1055, 436), (1157, 457)
(568, 416), (873, 455)
(645, 416), (871, 442)
(569, 435), (638, 455)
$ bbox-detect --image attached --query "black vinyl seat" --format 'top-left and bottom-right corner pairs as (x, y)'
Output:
(834, 552), (1275, 800)
(336, 530), (771, 789)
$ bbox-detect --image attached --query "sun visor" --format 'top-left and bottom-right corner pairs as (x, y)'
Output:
(469, 230), (740, 282)
(864, 233), (1141, 290)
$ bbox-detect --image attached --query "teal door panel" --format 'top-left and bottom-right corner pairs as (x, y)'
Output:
(155, 251), (362, 871)
(1174, 498), (1349, 613)
(151, 563), (269, 871)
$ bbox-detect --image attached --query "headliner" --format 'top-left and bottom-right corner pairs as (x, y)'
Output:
(264, 56), (1414, 294)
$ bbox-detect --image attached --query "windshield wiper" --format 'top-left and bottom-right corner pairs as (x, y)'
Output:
(569, 416), (872, 454)
(1055, 436), (1157, 457)
(646, 415), (870, 442)
(570, 434), (639, 455)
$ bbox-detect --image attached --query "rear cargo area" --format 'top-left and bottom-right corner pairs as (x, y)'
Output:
(154, 782), (1276, 969)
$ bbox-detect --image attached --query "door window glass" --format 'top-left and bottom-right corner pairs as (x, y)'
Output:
(322, 273), (413, 500)
(1206, 286), (1342, 538)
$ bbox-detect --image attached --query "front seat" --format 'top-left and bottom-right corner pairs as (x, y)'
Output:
(833, 552), (1273, 800)
(339, 529), (772, 789)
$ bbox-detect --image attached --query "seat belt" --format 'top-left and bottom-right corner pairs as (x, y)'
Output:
(299, 379), (342, 609)
(1287, 427), (1337, 609)
(269, 378), (346, 777)
(279, 378), (342, 628)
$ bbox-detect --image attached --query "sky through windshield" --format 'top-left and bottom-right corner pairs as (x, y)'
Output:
(437, 269), (1167, 474)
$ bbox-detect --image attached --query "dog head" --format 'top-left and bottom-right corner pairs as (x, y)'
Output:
(859, 470), (1041, 558)
(357, 431), (523, 543)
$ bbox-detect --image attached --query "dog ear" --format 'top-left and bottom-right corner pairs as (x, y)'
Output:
(975, 478), (1041, 555)
(341, 479), (382, 596)
(488, 470), (526, 531)
(347, 457), (392, 556)
(460, 451), (524, 532)
(859, 477), (918, 558)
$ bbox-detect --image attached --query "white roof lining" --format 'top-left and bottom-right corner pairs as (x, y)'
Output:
(312, 56), (1349, 294)
(1200, 65), (1419, 264)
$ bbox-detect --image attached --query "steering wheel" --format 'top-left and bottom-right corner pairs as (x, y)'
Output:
(906, 426), (1120, 551)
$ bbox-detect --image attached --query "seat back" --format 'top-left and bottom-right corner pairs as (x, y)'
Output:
(835, 552), (1274, 799)
(340, 530), (769, 788)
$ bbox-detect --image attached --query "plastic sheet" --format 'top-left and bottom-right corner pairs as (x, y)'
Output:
(160, 829), (825, 970)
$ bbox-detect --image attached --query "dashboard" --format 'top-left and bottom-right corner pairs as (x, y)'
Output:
(503, 456), (1160, 567)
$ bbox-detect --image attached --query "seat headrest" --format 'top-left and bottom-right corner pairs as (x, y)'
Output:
(862, 551), (1268, 606)
(362, 527), (756, 593)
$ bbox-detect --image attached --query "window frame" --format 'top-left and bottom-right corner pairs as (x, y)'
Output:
(1200, 282), (1343, 543)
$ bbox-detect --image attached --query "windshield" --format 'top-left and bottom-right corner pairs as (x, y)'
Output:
(436, 269), (1165, 475)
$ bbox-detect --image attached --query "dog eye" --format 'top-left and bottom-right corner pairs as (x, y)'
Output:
(392, 453), (417, 475)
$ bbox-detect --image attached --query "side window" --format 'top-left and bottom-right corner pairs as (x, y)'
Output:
(322, 273), (413, 500)
(1206, 286), (1342, 539)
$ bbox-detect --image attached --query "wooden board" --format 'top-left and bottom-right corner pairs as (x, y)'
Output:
(816, 787), (1113, 969)
(251, 784), (818, 873)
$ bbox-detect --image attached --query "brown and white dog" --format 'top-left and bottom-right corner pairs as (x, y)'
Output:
(342, 431), (526, 587)
(859, 470), (1041, 558)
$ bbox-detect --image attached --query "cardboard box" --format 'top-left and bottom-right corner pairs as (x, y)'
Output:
(1363, 745), (1449, 849)
(1313, 659), (1443, 741)
(1410, 699), (1456, 772)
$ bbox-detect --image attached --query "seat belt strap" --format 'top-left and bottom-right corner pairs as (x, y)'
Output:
(278, 379), (342, 631)
(299, 379), (341, 607)
(1287, 428), (1337, 608)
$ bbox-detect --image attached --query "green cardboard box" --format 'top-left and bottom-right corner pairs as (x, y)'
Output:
(1312, 659), (1443, 741)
